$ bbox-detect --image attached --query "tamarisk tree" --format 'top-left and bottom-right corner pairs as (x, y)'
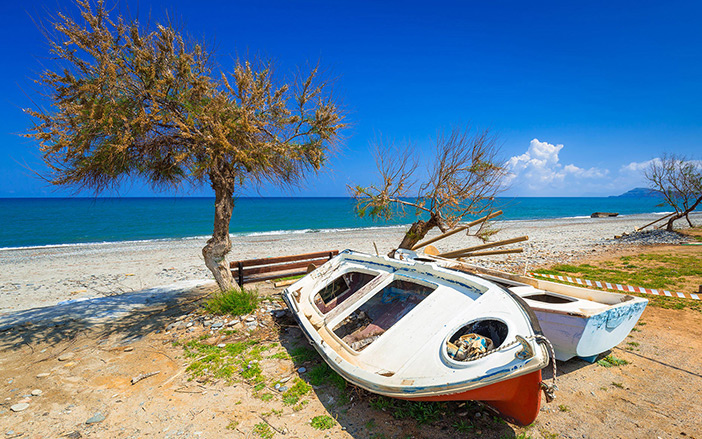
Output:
(645, 154), (702, 231)
(350, 126), (507, 251)
(25, 0), (344, 291)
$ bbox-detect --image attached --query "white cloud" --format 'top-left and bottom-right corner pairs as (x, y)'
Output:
(620, 158), (661, 174)
(505, 139), (609, 195)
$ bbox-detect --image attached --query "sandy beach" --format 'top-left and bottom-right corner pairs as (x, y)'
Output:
(1, 212), (700, 315)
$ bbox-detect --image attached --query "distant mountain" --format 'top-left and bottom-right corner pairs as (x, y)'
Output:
(611, 187), (663, 198)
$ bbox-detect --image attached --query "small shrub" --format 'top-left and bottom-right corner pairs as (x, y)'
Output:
(311, 415), (335, 430)
(206, 287), (260, 316)
(282, 378), (311, 405)
(597, 355), (629, 368)
(558, 404), (570, 412)
(253, 422), (273, 439)
(453, 420), (474, 433)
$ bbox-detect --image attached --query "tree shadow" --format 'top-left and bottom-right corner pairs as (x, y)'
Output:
(0, 281), (215, 357)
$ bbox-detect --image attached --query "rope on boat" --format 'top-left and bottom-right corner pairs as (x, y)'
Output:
(534, 334), (558, 403)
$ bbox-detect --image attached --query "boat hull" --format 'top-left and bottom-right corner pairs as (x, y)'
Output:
(532, 300), (647, 361)
(401, 369), (543, 426)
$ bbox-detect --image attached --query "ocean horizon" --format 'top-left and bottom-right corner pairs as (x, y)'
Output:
(0, 196), (667, 249)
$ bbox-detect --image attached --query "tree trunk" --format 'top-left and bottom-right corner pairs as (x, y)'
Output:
(203, 180), (236, 291)
(397, 215), (440, 250)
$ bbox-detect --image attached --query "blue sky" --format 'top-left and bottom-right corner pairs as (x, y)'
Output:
(1, 0), (700, 197)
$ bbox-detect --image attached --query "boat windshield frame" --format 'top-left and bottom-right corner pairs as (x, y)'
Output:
(327, 273), (439, 354)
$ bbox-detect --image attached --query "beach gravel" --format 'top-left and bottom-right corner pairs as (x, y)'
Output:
(0, 212), (700, 313)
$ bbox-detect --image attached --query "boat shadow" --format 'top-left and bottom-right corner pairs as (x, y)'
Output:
(275, 316), (531, 439)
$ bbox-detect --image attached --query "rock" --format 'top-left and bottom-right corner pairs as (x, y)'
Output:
(226, 320), (239, 327)
(36, 373), (50, 378)
(274, 383), (281, 390)
(298, 367), (307, 373)
(31, 390), (43, 396)
(211, 322), (223, 329)
(85, 412), (106, 424)
(188, 327), (195, 333)
(58, 352), (75, 361)
(279, 376), (291, 383)
(10, 403), (29, 412)
(124, 347), (134, 352)
(245, 316), (256, 323)
(278, 386), (288, 392)
(186, 322), (193, 328)
(217, 343), (226, 348)
(203, 320), (213, 327)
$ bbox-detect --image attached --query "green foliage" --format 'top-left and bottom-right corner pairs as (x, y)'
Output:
(369, 396), (445, 425)
(205, 288), (260, 316)
(226, 420), (238, 430)
(308, 363), (347, 391)
(452, 420), (474, 433)
(597, 355), (629, 368)
(282, 378), (311, 405)
(253, 422), (274, 439)
(611, 382), (624, 388)
(310, 415), (335, 430)
(289, 345), (318, 363)
(558, 404), (571, 412)
(260, 393), (274, 402)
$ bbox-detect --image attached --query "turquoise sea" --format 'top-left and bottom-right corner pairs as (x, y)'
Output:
(0, 197), (667, 249)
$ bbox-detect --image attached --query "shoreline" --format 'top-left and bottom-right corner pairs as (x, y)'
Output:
(0, 210), (679, 252)
(1, 212), (700, 314)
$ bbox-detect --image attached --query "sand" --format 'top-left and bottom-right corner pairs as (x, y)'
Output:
(1, 212), (700, 314)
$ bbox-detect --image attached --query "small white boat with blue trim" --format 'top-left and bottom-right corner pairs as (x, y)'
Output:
(282, 249), (556, 425)
(431, 258), (648, 363)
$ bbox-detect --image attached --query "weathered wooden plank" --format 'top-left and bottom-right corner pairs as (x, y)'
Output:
(438, 236), (528, 258)
(410, 210), (503, 250)
(229, 250), (338, 269)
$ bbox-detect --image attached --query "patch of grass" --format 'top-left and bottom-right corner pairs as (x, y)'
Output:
(282, 378), (311, 405)
(513, 433), (534, 439)
(627, 341), (640, 347)
(226, 420), (238, 430)
(369, 396), (447, 424)
(292, 400), (309, 411)
(273, 274), (305, 282)
(535, 252), (702, 312)
(453, 420), (474, 433)
(365, 418), (376, 430)
(558, 404), (570, 412)
(308, 363), (347, 391)
(310, 415), (335, 430)
(289, 345), (318, 363)
(253, 422), (273, 439)
(598, 355), (629, 368)
(260, 393), (274, 402)
(611, 382), (624, 388)
(540, 430), (558, 439)
(205, 287), (260, 316)
(268, 352), (290, 360)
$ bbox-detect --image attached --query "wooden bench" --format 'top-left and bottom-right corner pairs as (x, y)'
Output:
(230, 250), (339, 286)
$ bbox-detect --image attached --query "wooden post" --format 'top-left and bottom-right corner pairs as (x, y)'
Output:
(456, 248), (524, 259)
(410, 210), (503, 250)
(237, 261), (244, 287)
(438, 236), (529, 258)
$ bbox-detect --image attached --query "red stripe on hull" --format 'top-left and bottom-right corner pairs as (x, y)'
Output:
(399, 370), (543, 426)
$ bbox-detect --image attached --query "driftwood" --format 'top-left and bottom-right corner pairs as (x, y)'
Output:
(438, 236), (528, 258)
(635, 212), (676, 231)
(410, 211), (503, 250)
(131, 371), (160, 385)
(456, 248), (524, 259)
